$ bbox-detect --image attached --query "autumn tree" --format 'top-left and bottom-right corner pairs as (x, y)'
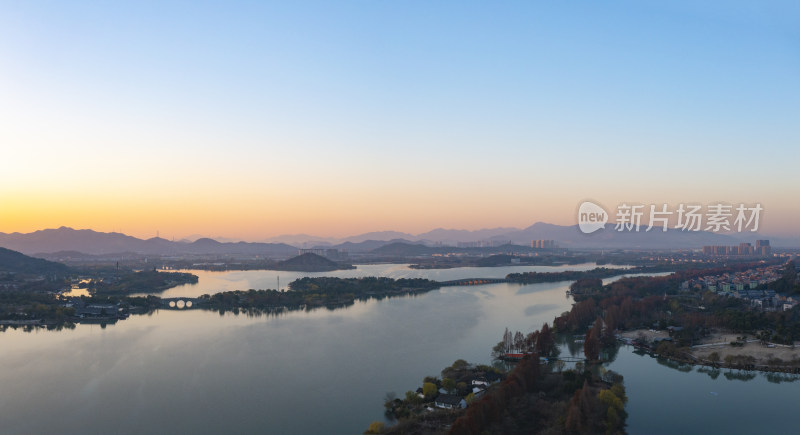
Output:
(404, 390), (422, 405)
(565, 381), (599, 433)
(442, 378), (456, 394)
(584, 319), (601, 362)
(364, 421), (385, 434)
(537, 322), (555, 356)
(514, 330), (525, 352)
(600, 316), (616, 347)
(422, 382), (437, 399)
(598, 387), (626, 434)
(464, 392), (476, 405)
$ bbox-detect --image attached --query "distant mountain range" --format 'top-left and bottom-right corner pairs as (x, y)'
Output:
(0, 224), (793, 258)
(0, 227), (297, 257)
(262, 227), (520, 247)
(285, 222), (787, 251)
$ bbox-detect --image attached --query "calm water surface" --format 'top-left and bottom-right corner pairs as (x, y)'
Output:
(140, 262), (621, 298)
(606, 347), (800, 434)
(1, 264), (796, 434)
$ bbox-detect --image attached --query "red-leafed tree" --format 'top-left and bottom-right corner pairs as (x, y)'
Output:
(584, 318), (601, 361)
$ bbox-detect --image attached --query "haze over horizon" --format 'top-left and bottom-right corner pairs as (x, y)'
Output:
(2, 1), (798, 240)
(2, 221), (796, 251)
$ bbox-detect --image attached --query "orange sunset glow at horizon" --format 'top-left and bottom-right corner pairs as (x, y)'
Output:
(1, 1), (798, 242)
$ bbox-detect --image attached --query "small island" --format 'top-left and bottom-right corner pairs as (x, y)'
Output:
(89, 269), (198, 295)
(200, 276), (440, 313)
(272, 252), (355, 272)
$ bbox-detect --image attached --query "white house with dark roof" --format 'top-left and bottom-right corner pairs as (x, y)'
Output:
(434, 394), (466, 409)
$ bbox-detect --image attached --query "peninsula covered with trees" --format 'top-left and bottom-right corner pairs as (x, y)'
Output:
(366, 318), (628, 434)
(88, 269), (198, 295)
(506, 267), (634, 285)
(201, 276), (438, 313)
(364, 259), (800, 433)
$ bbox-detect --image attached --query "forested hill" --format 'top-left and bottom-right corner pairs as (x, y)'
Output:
(0, 247), (71, 276)
(274, 253), (354, 271)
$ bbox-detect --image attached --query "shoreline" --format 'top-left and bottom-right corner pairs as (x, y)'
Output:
(619, 329), (800, 374)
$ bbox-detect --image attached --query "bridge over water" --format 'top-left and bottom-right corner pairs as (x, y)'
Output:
(160, 297), (203, 309)
(439, 278), (510, 287)
(545, 356), (586, 363)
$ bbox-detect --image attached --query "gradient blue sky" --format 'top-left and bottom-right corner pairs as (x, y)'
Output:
(1, 1), (798, 239)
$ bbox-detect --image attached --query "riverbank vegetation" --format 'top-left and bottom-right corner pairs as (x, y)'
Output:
(366, 260), (799, 433)
(370, 292), (631, 434)
(506, 267), (631, 284)
(367, 324), (627, 434)
(89, 270), (198, 295)
(559, 260), (800, 371)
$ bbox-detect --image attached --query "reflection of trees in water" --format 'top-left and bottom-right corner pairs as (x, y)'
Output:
(549, 344), (562, 360)
(765, 372), (800, 384)
(552, 334), (617, 363)
(209, 300), (357, 319)
(494, 360), (515, 373)
(1, 323), (78, 333)
(601, 344), (620, 363)
(697, 366), (721, 380)
(723, 370), (757, 382)
(555, 333), (583, 357)
(566, 339), (583, 357)
(656, 357), (693, 372)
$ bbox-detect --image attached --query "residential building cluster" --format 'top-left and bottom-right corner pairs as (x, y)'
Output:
(530, 240), (556, 249)
(680, 263), (798, 311)
(702, 240), (771, 257)
(412, 370), (502, 411)
(731, 289), (800, 311)
(681, 263), (782, 293)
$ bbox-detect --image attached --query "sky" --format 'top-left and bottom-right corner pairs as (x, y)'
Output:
(1, 1), (798, 240)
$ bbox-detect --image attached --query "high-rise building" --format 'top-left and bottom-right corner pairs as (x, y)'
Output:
(756, 240), (771, 256)
(702, 240), (769, 257)
(738, 243), (753, 256)
(531, 240), (556, 249)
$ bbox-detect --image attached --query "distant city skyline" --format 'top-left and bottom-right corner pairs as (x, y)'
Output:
(1, 1), (798, 240)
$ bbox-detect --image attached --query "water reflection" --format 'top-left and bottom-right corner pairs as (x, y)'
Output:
(697, 366), (722, 380)
(722, 370), (757, 382)
(765, 372), (800, 384)
(601, 344), (620, 363)
(523, 303), (559, 316)
(561, 335), (585, 358)
(140, 263), (614, 298)
(4, 266), (798, 434)
(607, 346), (800, 434)
(2, 277), (574, 434)
(656, 356), (693, 372)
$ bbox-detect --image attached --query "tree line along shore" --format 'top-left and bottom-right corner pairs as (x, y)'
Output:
(3, 257), (795, 336)
(363, 259), (800, 434)
(0, 260), (671, 327)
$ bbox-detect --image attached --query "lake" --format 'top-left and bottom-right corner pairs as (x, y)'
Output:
(605, 346), (800, 434)
(136, 262), (622, 298)
(1, 264), (796, 434)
